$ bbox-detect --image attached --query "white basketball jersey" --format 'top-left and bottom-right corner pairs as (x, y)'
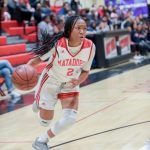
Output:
(43, 37), (94, 82)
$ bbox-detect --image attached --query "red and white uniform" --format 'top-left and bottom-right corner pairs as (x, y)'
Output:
(35, 37), (95, 110)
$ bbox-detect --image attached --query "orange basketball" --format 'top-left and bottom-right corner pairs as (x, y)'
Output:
(12, 64), (38, 91)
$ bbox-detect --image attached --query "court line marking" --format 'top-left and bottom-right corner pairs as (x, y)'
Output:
(77, 97), (127, 123)
(0, 120), (149, 145)
(50, 120), (150, 149)
(0, 97), (126, 144)
(0, 96), (146, 146)
(0, 97), (127, 144)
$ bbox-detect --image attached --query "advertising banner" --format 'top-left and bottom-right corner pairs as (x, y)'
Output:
(118, 34), (131, 55)
(104, 37), (118, 59)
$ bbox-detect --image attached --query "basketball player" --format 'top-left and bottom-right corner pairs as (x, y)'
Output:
(28, 15), (95, 150)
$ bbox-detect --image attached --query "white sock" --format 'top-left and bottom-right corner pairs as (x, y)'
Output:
(38, 132), (49, 143)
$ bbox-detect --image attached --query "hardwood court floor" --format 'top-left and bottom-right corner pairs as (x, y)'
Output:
(0, 63), (150, 150)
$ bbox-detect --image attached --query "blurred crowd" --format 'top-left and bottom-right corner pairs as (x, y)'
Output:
(1, 0), (150, 62)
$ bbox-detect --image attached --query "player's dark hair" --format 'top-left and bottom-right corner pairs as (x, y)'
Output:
(33, 15), (82, 57)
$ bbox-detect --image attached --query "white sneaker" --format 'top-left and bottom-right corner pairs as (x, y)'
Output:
(139, 139), (150, 150)
(32, 137), (49, 150)
(32, 101), (39, 113)
(133, 55), (144, 64)
(10, 91), (21, 102)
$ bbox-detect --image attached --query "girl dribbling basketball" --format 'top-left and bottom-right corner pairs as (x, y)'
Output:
(28, 15), (95, 150)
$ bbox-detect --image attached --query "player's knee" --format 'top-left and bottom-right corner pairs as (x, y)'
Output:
(38, 112), (52, 127)
(1, 68), (11, 76)
(51, 109), (77, 135)
(63, 109), (77, 126)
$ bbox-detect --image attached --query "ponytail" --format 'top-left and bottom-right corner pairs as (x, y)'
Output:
(33, 31), (64, 57)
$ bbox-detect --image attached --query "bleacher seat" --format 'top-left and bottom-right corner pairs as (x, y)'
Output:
(24, 33), (37, 42)
(8, 26), (36, 36)
(0, 53), (34, 66)
(1, 20), (18, 32)
(0, 36), (7, 46)
(0, 20), (45, 75)
(0, 44), (26, 56)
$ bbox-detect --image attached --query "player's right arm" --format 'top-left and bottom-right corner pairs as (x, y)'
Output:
(27, 56), (42, 67)
(28, 47), (55, 67)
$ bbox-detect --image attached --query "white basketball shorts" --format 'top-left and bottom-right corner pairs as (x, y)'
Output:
(34, 72), (79, 110)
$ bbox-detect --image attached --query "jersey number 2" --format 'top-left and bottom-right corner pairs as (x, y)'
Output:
(67, 68), (74, 76)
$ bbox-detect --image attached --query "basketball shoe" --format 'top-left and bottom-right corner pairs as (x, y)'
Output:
(139, 139), (150, 150)
(32, 137), (49, 150)
(32, 101), (39, 113)
(10, 91), (21, 103)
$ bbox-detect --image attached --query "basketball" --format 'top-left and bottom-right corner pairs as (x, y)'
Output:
(12, 64), (38, 91)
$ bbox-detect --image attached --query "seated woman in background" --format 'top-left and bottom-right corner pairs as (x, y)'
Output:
(0, 60), (21, 100)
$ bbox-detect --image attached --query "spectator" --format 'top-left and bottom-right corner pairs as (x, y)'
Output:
(87, 20), (97, 33)
(7, 0), (17, 20)
(37, 15), (55, 41)
(49, 13), (58, 26)
(41, 0), (51, 16)
(0, 60), (21, 100)
(34, 3), (42, 24)
(110, 8), (118, 24)
(15, 0), (33, 24)
(58, 2), (70, 16)
(97, 5), (106, 18)
(88, 6), (99, 24)
(0, 0), (4, 9)
(63, 10), (75, 20)
(70, 0), (80, 14)
(2, 5), (11, 21)
(96, 16), (110, 32)
(29, 0), (39, 8)
(79, 8), (88, 21)
(131, 22), (150, 63)
(55, 18), (65, 33)
(121, 16), (133, 31)
(24, 0), (35, 13)
(131, 22), (150, 56)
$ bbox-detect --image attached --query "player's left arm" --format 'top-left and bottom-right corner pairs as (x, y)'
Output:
(71, 70), (89, 87)
(71, 43), (96, 87)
